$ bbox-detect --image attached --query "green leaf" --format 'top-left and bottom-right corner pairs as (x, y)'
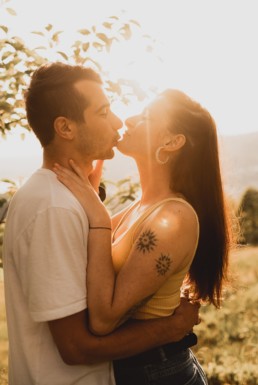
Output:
(119, 24), (131, 40)
(15, 99), (24, 108)
(129, 19), (141, 27)
(52, 31), (62, 42)
(0, 179), (17, 186)
(84, 57), (101, 70)
(96, 33), (109, 44)
(6, 8), (17, 16)
(78, 29), (91, 35)
(1, 51), (12, 61)
(72, 40), (81, 48)
(102, 22), (113, 29)
(106, 80), (122, 95)
(73, 47), (81, 57)
(57, 51), (69, 61)
(34, 46), (47, 50)
(93, 42), (103, 49)
(11, 39), (24, 50)
(0, 101), (12, 111)
(0, 25), (8, 34)
(31, 31), (45, 37)
(82, 42), (90, 52)
(45, 24), (53, 32)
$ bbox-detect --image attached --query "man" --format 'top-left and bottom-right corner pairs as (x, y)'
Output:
(3, 62), (199, 385)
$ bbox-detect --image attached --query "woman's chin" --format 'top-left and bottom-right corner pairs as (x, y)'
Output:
(116, 140), (127, 154)
(116, 136), (137, 158)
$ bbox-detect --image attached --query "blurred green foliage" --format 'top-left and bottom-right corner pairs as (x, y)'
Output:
(238, 188), (258, 245)
(192, 246), (258, 384)
(0, 0), (156, 136)
(104, 177), (140, 214)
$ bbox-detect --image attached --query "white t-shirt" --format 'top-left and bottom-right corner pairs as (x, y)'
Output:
(3, 169), (115, 385)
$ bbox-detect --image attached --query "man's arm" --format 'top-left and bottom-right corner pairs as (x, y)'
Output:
(48, 298), (199, 365)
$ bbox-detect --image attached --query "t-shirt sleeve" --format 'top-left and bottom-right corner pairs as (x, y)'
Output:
(18, 207), (88, 322)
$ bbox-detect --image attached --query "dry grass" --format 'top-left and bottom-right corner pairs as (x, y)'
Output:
(193, 246), (258, 384)
(0, 272), (8, 385)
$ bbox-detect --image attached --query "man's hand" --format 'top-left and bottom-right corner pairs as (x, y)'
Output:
(173, 298), (201, 336)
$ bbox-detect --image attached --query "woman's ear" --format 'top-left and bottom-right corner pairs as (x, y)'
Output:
(165, 134), (186, 152)
(54, 117), (75, 140)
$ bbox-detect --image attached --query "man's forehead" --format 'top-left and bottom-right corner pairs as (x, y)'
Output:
(74, 79), (109, 107)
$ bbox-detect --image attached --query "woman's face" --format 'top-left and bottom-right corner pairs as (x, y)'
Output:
(117, 96), (171, 159)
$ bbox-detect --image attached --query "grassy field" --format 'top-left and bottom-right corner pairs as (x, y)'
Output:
(0, 268), (8, 385)
(0, 246), (257, 385)
(192, 246), (258, 384)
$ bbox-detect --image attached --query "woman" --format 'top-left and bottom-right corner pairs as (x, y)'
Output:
(53, 89), (231, 384)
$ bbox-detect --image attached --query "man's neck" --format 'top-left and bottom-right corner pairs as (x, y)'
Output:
(42, 149), (93, 177)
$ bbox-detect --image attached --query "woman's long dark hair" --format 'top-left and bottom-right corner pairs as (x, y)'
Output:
(162, 89), (231, 307)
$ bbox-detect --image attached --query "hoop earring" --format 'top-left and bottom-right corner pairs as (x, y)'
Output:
(155, 147), (169, 165)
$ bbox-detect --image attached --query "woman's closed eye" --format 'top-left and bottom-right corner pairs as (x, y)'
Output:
(139, 114), (152, 122)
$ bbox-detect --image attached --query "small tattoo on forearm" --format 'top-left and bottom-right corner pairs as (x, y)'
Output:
(121, 295), (153, 322)
(155, 254), (171, 276)
(136, 229), (157, 254)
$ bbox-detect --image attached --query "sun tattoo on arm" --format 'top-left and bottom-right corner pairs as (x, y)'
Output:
(155, 254), (172, 276)
(136, 229), (157, 254)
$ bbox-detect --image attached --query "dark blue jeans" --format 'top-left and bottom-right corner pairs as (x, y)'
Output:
(114, 349), (208, 385)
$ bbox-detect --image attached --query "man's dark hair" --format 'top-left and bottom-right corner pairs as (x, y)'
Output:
(25, 62), (102, 147)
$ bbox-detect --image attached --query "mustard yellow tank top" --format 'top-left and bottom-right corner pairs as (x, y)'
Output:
(112, 198), (199, 319)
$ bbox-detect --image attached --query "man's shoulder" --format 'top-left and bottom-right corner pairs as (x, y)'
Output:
(9, 169), (87, 223)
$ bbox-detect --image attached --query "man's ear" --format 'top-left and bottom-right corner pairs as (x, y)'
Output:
(54, 117), (75, 140)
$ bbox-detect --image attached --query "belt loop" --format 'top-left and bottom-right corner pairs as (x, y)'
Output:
(158, 347), (168, 362)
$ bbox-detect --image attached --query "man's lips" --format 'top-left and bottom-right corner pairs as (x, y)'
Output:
(114, 129), (131, 145)
(113, 135), (121, 145)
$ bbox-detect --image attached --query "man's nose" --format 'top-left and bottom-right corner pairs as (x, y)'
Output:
(112, 113), (123, 131)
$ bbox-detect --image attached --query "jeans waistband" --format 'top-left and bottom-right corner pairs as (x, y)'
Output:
(114, 332), (197, 367)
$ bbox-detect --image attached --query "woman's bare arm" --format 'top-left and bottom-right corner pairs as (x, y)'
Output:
(53, 162), (198, 335)
(87, 203), (198, 334)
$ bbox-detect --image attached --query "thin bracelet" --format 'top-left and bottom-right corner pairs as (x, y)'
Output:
(89, 226), (112, 230)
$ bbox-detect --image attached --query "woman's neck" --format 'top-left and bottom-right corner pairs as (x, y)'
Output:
(135, 159), (177, 208)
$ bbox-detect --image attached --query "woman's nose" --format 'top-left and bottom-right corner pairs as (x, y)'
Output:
(125, 115), (138, 129)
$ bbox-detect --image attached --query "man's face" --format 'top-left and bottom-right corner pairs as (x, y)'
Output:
(74, 80), (122, 160)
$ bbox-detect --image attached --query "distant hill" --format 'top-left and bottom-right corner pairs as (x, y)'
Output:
(1, 132), (257, 203)
(104, 131), (258, 203)
(220, 131), (258, 201)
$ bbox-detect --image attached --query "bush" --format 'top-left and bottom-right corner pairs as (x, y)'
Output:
(192, 246), (258, 384)
(238, 188), (258, 245)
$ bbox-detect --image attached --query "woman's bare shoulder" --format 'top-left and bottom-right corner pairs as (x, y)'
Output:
(149, 199), (198, 232)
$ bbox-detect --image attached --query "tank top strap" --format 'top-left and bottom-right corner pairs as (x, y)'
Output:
(112, 200), (140, 243)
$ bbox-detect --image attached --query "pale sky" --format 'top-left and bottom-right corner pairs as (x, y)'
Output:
(0, 0), (258, 181)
